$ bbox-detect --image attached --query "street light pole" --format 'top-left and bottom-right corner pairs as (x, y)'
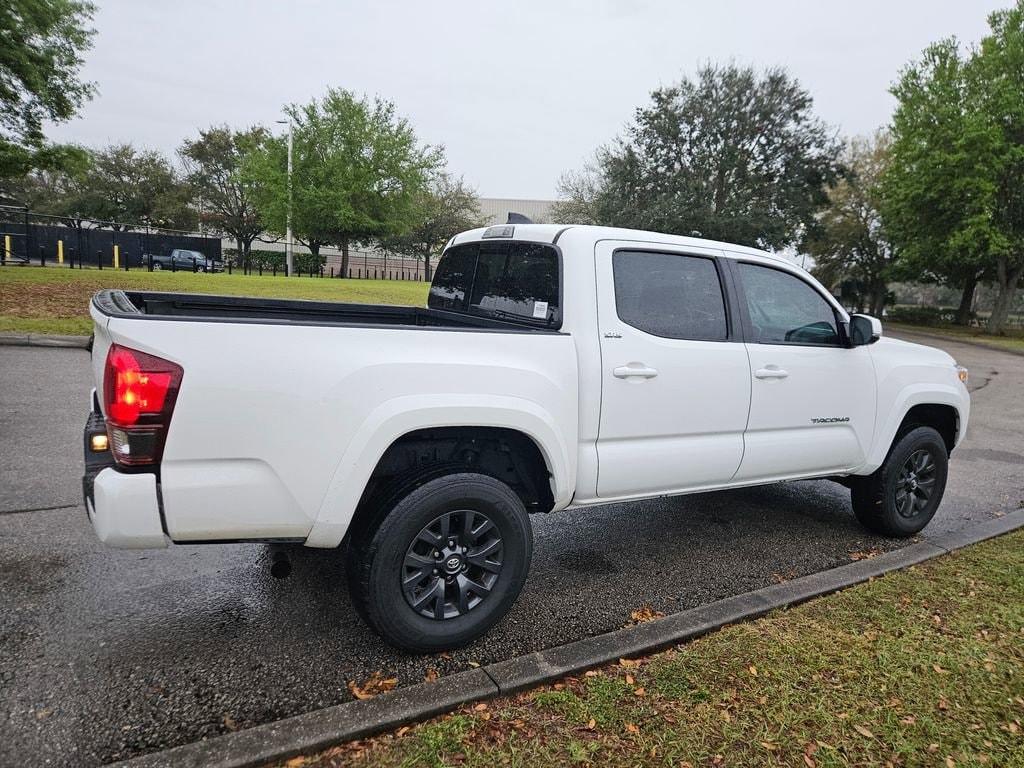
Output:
(277, 118), (294, 276)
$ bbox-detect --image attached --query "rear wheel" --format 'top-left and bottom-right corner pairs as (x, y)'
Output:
(851, 426), (948, 537)
(347, 473), (532, 652)
(152, 262), (162, 271)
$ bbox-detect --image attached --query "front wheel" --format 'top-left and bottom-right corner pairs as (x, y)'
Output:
(347, 473), (533, 652)
(851, 426), (948, 537)
(152, 262), (162, 271)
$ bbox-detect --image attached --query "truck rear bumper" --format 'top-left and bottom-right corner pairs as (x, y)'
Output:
(85, 469), (168, 549)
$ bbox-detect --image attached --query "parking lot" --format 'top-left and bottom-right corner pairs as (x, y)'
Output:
(1, 332), (1020, 766)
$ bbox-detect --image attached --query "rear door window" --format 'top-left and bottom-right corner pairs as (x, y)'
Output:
(612, 250), (728, 341)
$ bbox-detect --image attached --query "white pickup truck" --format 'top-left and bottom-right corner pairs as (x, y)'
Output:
(83, 224), (970, 651)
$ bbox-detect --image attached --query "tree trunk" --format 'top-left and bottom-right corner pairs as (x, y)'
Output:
(986, 259), (1022, 335)
(424, 249), (432, 282)
(869, 280), (888, 317)
(954, 276), (977, 326)
(309, 242), (320, 274)
(340, 237), (350, 277)
(235, 237), (243, 271)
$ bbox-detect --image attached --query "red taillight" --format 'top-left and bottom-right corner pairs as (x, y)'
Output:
(103, 344), (183, 466)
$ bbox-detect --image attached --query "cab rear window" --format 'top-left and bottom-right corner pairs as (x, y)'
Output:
(429, 241), (560, 326)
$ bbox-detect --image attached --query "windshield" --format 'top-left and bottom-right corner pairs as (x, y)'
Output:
(428, 241), (560, 326)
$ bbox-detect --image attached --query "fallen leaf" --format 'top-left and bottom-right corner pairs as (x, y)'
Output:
(285, 758), (305, 768)
(748, 665), (758, 677)
(928, 744), (940, 753)
(629, 605), (665, 624)
(222, 714), (237, 731)
(761, 741), (779, 751)
(586, 718), (596, 729)
(396, 726), (410, 737)
(803, 756), (816, 768)
(467, 661), (480, 668)
(619, 657), (640, 668)
(854, 724), (874, 738)
(584, 670), (599, 678)
(945, 757), (956, 768)
(849, 548), (882, 561)
(938, 697), (950, 711)
(901, 716), (917, 725)
(720, 710), (731, 723)
(423, 668), (439, 683)
(474, 702), (488, 711)
(634, 687), (645, 697)
(625, 674), (635, 685)
(625, 723), (639, 734)
(933, 664), (948, 674)
(347, 672), (398, 701)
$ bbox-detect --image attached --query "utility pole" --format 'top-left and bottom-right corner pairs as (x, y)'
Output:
(277, 118), (294, 276)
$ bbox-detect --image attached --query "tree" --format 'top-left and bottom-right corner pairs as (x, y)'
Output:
(246, 88), (442, 275)
(974, 2), (1024, 333)
(805, 132), (895, 316)
(180, 126), (267, 263)
(881, 39), (993, 326)
(0, 0), (96, 180)
(380, 173), (484, 279)
(66, 143), (196, 229)
(883, 4), (1024, 334)
(551, 64), (843, 250)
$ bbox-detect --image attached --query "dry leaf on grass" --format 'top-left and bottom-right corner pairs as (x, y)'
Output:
(347, 672), (398, 700)
(853, 724), (875, 738)
(619, 657), (640, 668)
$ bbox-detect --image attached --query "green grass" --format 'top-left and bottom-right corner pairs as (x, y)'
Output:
(888, 322), (1024, 353)
(0, 266), (430, 336)
(294, 529), (1024, 767)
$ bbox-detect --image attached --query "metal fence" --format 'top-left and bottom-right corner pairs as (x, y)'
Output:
(0, 205), (222, 268)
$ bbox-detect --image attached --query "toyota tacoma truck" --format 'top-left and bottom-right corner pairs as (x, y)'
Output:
(82, 224), (970, 651)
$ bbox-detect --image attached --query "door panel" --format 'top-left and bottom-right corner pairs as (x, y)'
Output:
(594, 242), (751, 498)
(736, 344), (876, 480)
(732, 261), (876, 481)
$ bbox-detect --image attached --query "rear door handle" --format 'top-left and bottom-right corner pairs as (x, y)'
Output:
(613, 364), (659, 379)
(754, 366), (789, 379)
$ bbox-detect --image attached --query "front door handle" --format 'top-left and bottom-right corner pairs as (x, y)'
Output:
(613, 364), (659, 379)
(754, 366), (789, 379)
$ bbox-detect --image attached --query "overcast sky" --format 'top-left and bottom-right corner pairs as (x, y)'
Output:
(49, 0), (1005, 199)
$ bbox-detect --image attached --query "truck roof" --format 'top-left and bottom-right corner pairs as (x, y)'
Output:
(449, 224), (797, 269)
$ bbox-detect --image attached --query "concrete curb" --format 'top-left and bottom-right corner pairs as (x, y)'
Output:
(888, 326), (1024, 358)
(0, 333), (90, 349)
(111, 509), (1024, 768)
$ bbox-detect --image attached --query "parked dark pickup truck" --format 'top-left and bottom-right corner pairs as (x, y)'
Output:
(147, 249), (221, 272)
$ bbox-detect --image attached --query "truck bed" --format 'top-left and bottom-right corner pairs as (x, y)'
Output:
(92, 290), (561, 333)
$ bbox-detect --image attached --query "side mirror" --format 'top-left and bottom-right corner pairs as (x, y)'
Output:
(849, 314), (883, 346)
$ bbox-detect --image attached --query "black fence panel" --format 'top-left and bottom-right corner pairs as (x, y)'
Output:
(0, 206), (221, 266)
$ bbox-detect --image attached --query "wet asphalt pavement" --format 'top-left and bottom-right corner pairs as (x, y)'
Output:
(1, 333), (1021, 766)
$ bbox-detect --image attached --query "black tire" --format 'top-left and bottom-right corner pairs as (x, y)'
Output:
(347, 473), (532, 653)
(152, 262), (162, 271)
(851, 426), (948, 537)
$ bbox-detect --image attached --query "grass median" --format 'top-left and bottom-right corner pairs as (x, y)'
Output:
(887, 322), (1024, 354)
(0, 267), (430, 336)
(292, 529), (1024, 768)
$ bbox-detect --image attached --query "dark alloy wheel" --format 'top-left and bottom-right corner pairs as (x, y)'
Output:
(347, 473), (532, 653)
(851, 426), (948, 537)
(402, 509), (503, 620)
(893, 449), (937, 518)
